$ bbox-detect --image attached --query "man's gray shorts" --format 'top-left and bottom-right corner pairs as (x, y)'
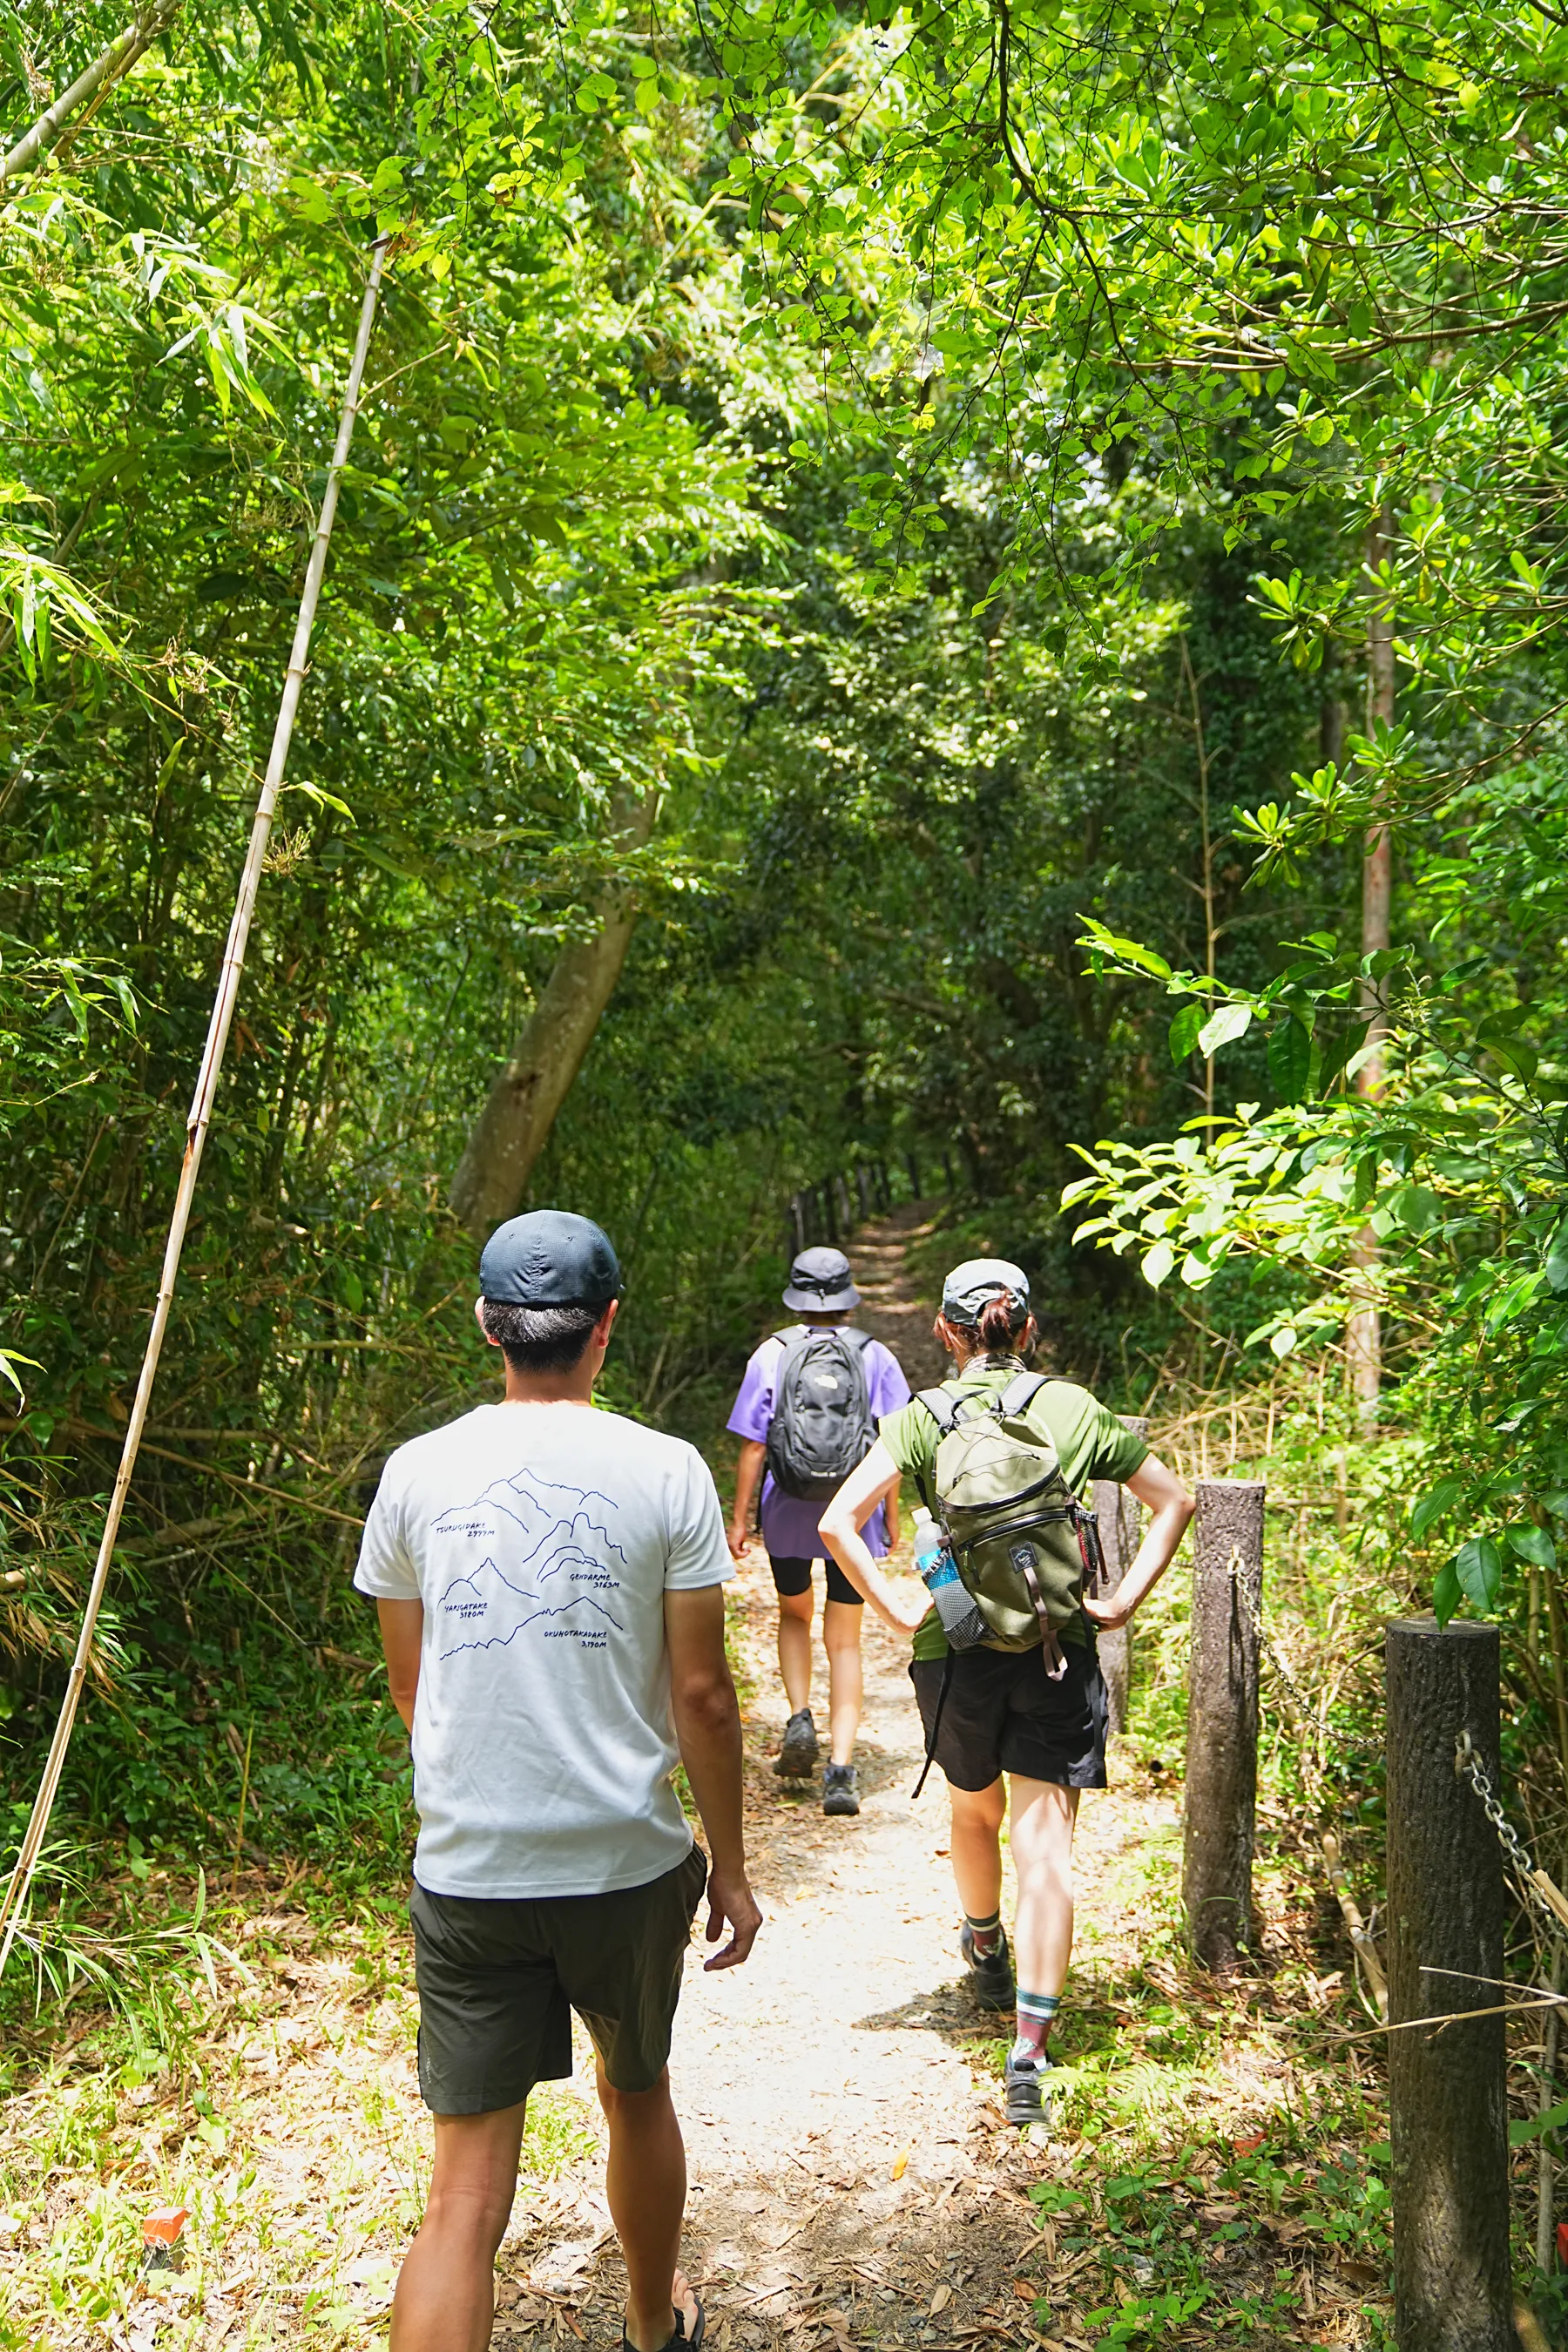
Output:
(409, 1845), (708, 2115)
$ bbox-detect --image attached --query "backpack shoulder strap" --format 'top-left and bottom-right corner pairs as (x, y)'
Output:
(916, 1385), (963, 1436)
(999, 1370), (1049, 1416)
(840, 1326), (875, 1355)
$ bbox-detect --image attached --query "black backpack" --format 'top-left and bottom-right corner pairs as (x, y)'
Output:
(765, 1326), (877, 1501)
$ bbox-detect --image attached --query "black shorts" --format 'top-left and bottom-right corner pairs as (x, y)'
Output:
(910, 1640), (1108, 1793)
(769, 1552), (864, 1609)
(409, 1844), (707, 2115)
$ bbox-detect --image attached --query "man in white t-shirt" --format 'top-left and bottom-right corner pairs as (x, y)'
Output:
(357, 1209), (760, 2352)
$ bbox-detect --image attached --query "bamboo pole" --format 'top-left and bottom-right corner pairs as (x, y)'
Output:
(0, 237), (390, 1979)
(0, 7), (179, 185)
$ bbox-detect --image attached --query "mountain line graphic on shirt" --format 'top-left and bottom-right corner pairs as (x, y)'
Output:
(431, 1467), (627, 1658)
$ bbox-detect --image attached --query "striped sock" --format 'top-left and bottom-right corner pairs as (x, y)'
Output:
(1013, 1990), (1060, 2059)
(964, 1909), (1004, 1957)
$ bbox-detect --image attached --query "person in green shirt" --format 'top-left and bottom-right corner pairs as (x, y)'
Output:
(819, 1256), (1193, 2130)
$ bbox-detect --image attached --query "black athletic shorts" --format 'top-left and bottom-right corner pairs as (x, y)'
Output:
(769, 1552), (864, 1608)
(909, 1640), (1109, 1793)
(409, 1844), (707, 2114)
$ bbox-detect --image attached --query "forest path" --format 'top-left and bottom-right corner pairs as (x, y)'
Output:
(497, 1206), (1159, 2350)
(5, 1217), (1376, 2352)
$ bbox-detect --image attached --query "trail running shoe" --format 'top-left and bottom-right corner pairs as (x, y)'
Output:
(773, 1707), (819, 1778)
(822, 1763), (860, 1816)
(959, 1922), (1016, 2011)
(1004, 2046), (1054, 2130)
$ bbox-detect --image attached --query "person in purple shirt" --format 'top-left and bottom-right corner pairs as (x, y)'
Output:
(726, 1247), (911, 1816)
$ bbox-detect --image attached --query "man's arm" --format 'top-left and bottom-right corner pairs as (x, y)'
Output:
(1080, 1454), (1194, 1632)
(727, 1438), (767, 1560)
(819, 1440), (927, 1635)
(665, 1585), (762, 1970)
(375, 1597), (424, 1731)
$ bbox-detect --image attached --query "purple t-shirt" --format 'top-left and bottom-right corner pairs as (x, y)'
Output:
(727, 1327), (912, 1560)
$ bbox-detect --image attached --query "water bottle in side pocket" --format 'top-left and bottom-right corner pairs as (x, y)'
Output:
(912, 1507), (987, 1651)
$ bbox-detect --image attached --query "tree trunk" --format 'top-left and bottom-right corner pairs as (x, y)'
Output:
(1384, 1618), (1514, 2352)
(1346, 504), (1396, 1422)
(449, 789), (657, 1235)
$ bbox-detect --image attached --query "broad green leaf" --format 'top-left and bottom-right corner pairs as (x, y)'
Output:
(1267, 1017), (1311, 1102)
(1511, 2099), (1568, 2146)
(1411, 1476), (1465, 1538)
(1455, 1537), (1502, 1614)
(1506, 1525), (1558, 1570)
(1141, 1240), (1174, 1288)
(1432, 1558), (1462, 1627)
(1197, 1002), (1253, 1058)
(1168, 1002), (1205, 1064)
(1546, 1227), (1568, 1293)
(1393, 1185), (1443, 1236)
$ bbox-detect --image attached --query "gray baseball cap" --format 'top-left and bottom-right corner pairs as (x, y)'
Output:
(479, 1210), (621, 1308)
(940, 1256), (1031, 1326)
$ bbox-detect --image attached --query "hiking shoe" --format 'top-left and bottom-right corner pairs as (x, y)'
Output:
(822, 1763), (860, 1816)
(774, 1708), (819, 1778)
(959, 1922), (1016, 2011)
(1004, 2047), (1054, 2130)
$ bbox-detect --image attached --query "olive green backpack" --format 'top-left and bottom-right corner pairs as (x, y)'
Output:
(915, 1370), (1105, 1675)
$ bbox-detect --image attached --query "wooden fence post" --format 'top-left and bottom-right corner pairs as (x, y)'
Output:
(1092, 1416), (1148, 1737)
(1182, 1477), (1266, 1970)
(1385, 1618), (1514, 2352)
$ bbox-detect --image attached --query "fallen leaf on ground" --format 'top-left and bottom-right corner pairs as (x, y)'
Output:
(892, 2145), (911, 2180)
(930, 2283), (953, 2315)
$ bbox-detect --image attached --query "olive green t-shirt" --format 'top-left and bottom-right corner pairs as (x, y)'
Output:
(879, 1362), (1151, 1663)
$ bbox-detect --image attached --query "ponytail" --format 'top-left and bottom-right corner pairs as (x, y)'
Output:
(976, 1294), (1028, 1355)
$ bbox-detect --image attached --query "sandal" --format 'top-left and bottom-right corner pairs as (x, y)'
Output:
(622, 2293), (705, 2352)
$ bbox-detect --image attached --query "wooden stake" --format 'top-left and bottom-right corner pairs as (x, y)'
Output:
(1091, 1416), (1147, 1739)
(0, 238), (390, 1979)
(1537, 1942), (1561, 2278)
(1181, 1479), (1266, 1970)
(1385, 1616), (1513, 2351)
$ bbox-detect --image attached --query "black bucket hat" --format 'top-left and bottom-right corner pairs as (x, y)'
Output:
(782, 1246), (860, 1314)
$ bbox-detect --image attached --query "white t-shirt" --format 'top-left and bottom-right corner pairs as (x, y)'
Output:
(354, 1401), (731, 1899)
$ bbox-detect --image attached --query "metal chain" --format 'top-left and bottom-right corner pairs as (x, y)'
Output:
(1455, 1732), (1568, 1940)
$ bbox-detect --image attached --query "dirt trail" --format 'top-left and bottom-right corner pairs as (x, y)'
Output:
(497, 1207), (1132, 2349)
(4, 1209), (1379, 2351)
